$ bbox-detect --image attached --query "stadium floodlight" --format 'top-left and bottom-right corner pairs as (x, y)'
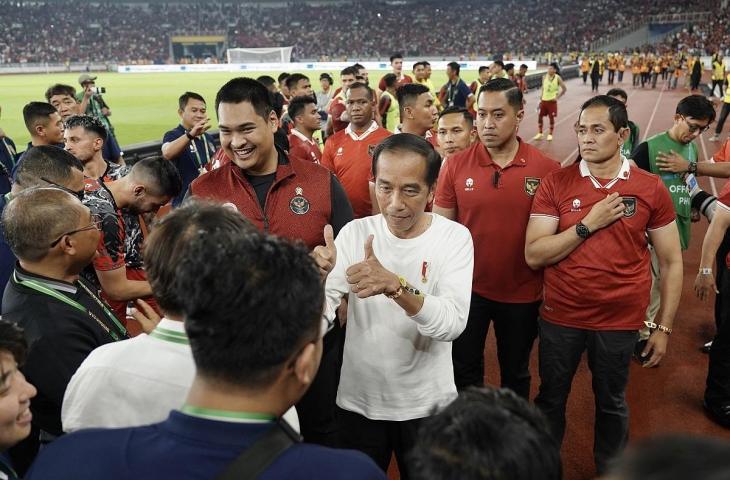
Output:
(226, 47), (293, 64)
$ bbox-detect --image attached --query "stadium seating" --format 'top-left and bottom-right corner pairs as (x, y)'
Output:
(0, 0), (725, 64)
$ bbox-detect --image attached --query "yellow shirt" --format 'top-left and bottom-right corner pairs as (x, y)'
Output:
(541, 74), (560, 101)
(713, 60), (726, 81)
(725, 73), (730, 103)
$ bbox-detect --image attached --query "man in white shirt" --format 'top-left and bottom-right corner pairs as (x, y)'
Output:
(62, 202), (300, 432)
(318, 133), (474, 478)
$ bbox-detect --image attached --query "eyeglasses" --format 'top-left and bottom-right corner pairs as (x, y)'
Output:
(49, 213), (102, 247)
(40, 177), (85, 201)
(681, 115), (711, 134)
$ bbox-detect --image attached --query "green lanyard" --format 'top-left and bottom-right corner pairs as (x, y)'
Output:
(149, 325), (189, 345)
(13, 272), (127, 341)
(190, 135), (210, 171)
(181, 405), (276, 423)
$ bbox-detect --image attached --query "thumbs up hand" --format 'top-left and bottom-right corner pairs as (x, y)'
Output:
(311, 224), (337, 281)
(346, 235), (401, 299)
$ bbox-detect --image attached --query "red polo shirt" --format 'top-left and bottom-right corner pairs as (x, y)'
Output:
(288, 129), (322, 164)
(435, 139), (559, 303)
(530, 160), (676, 331)
(321, 121), (391, 218)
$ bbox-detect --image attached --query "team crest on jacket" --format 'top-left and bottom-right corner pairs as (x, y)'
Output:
(622, 196), (637, 218)
(290, 186), (310, 215)
(524, 177), (541, 196)
(368, 144), (376, 157)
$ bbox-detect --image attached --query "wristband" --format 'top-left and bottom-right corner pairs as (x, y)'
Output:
(644, 321), (672, 335)
(699, 267), (713, 275)
(185, 130), (195, 140)
(687, 162), (698, 175)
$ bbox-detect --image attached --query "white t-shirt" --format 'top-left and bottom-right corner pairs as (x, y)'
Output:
(62, 319), (300, 432)
(325, 214), (474, 421)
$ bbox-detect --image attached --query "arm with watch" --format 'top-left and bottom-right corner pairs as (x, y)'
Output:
(695, 203), (730, 301)
(161, 118), (211, 161)
(525, 192), (626, 269)
(655, 150), (730, 178)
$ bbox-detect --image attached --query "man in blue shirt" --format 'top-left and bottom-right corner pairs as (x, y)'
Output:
(442, 62), (475, 111)
(161, 92), (216, 207)
(25, 209), (385, 480)
(0, 146), (85, 311)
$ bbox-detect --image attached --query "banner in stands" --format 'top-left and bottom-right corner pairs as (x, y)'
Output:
(118, 60), (539, 74)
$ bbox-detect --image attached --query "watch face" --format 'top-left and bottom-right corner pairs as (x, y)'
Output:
(576, 223), (590, 239)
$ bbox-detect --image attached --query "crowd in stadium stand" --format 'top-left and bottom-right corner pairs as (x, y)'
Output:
(0, 0), (726, 64)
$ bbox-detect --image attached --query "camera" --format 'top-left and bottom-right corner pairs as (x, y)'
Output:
(92, 87), (106, 95)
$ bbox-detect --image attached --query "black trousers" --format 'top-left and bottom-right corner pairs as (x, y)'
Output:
(583, 72), (588, 84)
(618, 70), (624, 83)
(711, 79), (725, 98)
(608, 70), (615, 84)
(591, 73), (600, 92)
(296, 321), (344, 447)
(706, 231), (730, 404)
(633, 73), (640, 87)
(452, 293), (540, 398)
(337, 407), (424, 479)
(535, 318), (637, 475)
(715, 102), (730, 136)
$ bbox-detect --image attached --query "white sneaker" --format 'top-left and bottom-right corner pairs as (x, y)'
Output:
(533, 133), (543, 141)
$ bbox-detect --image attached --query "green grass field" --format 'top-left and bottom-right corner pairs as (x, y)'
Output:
(0, 70), (456, 148)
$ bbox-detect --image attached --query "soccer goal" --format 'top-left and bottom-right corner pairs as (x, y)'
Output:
(226, 47), (294, 64)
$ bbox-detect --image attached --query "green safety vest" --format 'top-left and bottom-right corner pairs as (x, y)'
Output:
(621, 121), (640, 159)
(647, 131), (696, 250)
(381, 91), (400, 133)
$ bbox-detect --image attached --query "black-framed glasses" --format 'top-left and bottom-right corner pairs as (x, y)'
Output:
(680, 115), (711, 134)
(49, 213), (102, 247)
(40, 177), (85, 201)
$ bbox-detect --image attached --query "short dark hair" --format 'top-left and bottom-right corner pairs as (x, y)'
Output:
(438, 106), (474, 129)
(256, 75), (276, 88)
(579, 95), (629, 131)
(493, 60), (505, 69)
(412, 61), (424, 71)
(347, 82), (374, 101)
(352, 63), (365, 71)
(447, 62), (461, 75)
(478, 65), (489, 74)
(128, 156), (182, 198)
(15, 146), (83, 190)
(64, 115), (107, 142)
(178, 92), (206, 111)
(505, 63), (515, 71)
(422, 61), (431, 67)
(479, 78), (524, 111)
(520, 64), (528, 69)
(606, 88), (628, 101)
(287, 95), (316, 121)
(216, 77), (273, 120)
(319, 73), (333, 83)
(340, 66), (359, 77)
(390, 53), (404, 63)
(3, 188), (82, 262)
(607, 435), (730, 480)
(277, 72), (290, 84)
(383, 73), (398, 89)
(408, 387), (562, 480)
(23, 102), (58, 133)
(145, 201), (254, 316)
(179, 229), (323, 389)
(396, 83), (430, 114)
(0, 320), (27, 366)
(372, 133), (441, 188)
(44, 84), (77, 102)
(285, 73), (309, 92)
(676, 94), (716, 123)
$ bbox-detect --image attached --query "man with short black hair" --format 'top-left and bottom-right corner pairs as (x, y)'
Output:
(470, 66), (491, 98)
(3, 188), (129, 469)
(442, 62), (474, 111)
(606, 88), (639, 159)
(161, 92), (216, 207)
(377, 53), (413, 92)
(45, 85), (90, 126)
(378, 74), (400, 133)
(321, 133), (473, 477)
(189, 77), (353, 446)
(436, 107), (476, 157)
(533, 63), (566, 142)
(407, 387), (562, 480)
(435, 79), (559, 398)
(328, 66), (359, 134)
(286, 73), (314, 100)
(526, 95), (682, 474)
(322, 82), (391, 218)
(397, 83), (438, 147)
(84, 158), (181, 321)
(287, 96), (322, 164)
(26, 219), (385, 480)
(278, 72), (291, 100)
(489, 60), (509, 80)
(19, 103), (65, 162)
(76, 75), (122, 164)
(63, 115), (121, 183)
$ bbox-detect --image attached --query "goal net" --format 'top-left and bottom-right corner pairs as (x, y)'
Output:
(226, 47), (293, 63)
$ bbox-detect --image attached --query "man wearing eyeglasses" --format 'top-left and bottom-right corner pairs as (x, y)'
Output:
(434, 78), (558, 399)
(630, 95), (716, 360)
(2, 188), (129, 472)
(0, 146), (86, 312)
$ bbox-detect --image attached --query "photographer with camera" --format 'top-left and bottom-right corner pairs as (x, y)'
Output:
(77, 74), (122, 164)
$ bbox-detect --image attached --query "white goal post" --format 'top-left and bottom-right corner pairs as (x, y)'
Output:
(226, 47), (294, 64)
